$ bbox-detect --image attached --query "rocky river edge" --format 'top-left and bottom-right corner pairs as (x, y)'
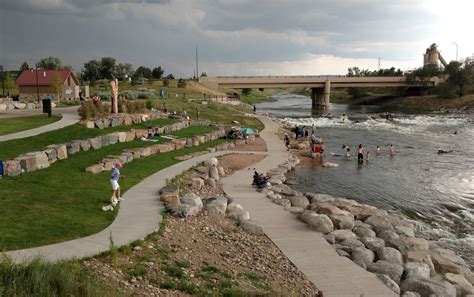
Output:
(259, 154), (474, 297)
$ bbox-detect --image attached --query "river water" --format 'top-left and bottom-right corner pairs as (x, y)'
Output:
(257, 93), (474, 268)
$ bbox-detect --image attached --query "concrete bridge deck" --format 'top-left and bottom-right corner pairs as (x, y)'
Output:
(200, 76), (440, 108)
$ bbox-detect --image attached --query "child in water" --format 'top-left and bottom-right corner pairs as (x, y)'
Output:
(366, 151), (371, 162)
(376, 145), (381, 155)
(389, 144), (395, 156)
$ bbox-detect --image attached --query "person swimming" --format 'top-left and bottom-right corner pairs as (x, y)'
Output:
(389, 144), (395, 156)
(357, 144), (365, 163)
(376, 145), (381, 155)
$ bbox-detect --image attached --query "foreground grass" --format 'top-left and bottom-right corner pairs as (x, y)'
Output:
(0, 114), (62, 136)
(0, 118), (176, 160)
(0, 257), (124, 297)
(0, 126), (222, 251)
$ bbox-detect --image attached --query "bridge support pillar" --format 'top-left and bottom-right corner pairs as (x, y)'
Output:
(324, 79), (331, 106)
(311, 88), (325, 109)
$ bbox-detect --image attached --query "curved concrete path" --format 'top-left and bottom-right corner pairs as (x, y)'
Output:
(0, 107), (80, 141)
(221, 116), (397, 297)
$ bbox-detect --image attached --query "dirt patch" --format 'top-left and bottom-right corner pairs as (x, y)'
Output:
(231, 136), (267, 152)
(84, 215), (319, 296)
(218, 153), (266, 175)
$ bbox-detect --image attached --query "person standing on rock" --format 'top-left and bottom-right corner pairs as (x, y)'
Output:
(111, 163), (124, 206)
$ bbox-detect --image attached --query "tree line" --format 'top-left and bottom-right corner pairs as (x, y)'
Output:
(16, 56), (174, 86)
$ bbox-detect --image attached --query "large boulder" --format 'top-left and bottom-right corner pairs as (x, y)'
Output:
(88, 137), (103, 150)
(159, 186), (180, 206)
(289, 195), (310, 208)
(405, 251), (436, 276)
(367, 260), (404, 284)
(401, 292), (420, 297)
(377, 274), (401, 295)
(329, 214), (355, 230)
(85, 164), (105, 174)
(400, 236), (429, 252)
(430, 249), (467, 275)
(117, 132), (127, 143)
(361, 236), (385, 251)
(27, 151), (49, 169)
(330, 229), (357, 242)
(444, 273), (474, 297)
(168, 204), (201, 218)
(304, 213), (334, 234)
(310, 202), (351, 216)
(403, 262), (430, 281)
(103, 133), (119, 146)
(206, 196), (227, 217)
(354, 226), (376, 238)
(377, 230), (400, 242)
(305, 193), (335, 203)
(365, 215), (393, 233)
(394, 225), (415, 238)
(400, 278), (456, 297)
(240, 220), (264, 235)
(66, 141), (81, 155)
(15, 155), (37, 172)
(227, 209), (250, 222)
(377, 247), (404, 266)
(181, 193), (203, 210)
(43, 148), (57, 163)
(3, 160), (22, 176)
(351, 247), (375, 269)
(191, 177), (204, 190)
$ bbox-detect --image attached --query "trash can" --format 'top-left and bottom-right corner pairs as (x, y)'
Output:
(42, 99), (52, 117)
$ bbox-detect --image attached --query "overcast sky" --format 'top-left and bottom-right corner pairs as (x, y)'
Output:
(1, 0), (473, 77)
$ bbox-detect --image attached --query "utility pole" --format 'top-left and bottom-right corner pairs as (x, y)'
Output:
(0, 65), (4, 96)
(377, 57), (381, 70)
(195, 44), (199, 80)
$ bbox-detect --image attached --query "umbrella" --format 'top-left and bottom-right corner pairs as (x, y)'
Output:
(241, 128), (254, 135)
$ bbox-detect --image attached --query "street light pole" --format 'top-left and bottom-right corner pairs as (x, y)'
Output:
(452, 42), (459, 62)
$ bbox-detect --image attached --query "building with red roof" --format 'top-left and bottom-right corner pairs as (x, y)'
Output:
(15, 69), (82, 101)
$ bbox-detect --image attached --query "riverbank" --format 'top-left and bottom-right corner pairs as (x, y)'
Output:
(258, 141), (474, 296)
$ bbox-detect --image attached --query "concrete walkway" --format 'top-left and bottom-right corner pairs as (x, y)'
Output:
(222, 115), (397, 297)
(0, 107), (80, 142)
(3, 150), (250, 263)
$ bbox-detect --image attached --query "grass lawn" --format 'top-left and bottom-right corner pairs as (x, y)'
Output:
(0, 115), (62, 136)
(0, 118), (176, 160)
(0, 125), (222, 251)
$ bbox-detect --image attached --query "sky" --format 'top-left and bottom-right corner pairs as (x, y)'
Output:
(1, 0), (473, 77)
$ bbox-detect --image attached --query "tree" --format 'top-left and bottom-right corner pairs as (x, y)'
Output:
(200, 72), (207, 77)
(19, 62), (30, 72)
(36, 57), (63, 69)
(51, 71), (64, 102)
(116, 63), (134, 80)
(165, 74), (175, 80)
(406, 65), (442, 93)
(134, 66), (152, 79)
(177, 78), (187, 88)
(347, 87), (368, 99)
(445, 59), (474, 97)
(100, 57), (117, 79)
(82, 59), (101, 85)
(4, 72), (15, 95)
(152, 66), (164, 79)
(242, 88), (252, 96)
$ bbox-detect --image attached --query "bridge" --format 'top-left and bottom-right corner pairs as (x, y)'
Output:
(199, 75), (441, 108)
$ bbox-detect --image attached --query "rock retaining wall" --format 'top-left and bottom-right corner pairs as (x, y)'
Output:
(79, 112), (163, 129)
(85, 128), (227, 174)
(1, 120), (195, 177)
(258, 155), (474, 297)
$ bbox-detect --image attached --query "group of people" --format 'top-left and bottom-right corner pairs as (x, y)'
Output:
(343, 143), (396, 164)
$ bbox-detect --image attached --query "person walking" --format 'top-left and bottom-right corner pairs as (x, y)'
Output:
(253, 105), (257, 113)
(110, 163), (124, 206)
(284, 133), (291, 150)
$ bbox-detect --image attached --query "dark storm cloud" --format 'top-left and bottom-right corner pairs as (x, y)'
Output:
(0, 0), (439, 75)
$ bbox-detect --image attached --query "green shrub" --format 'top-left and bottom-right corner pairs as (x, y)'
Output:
(160, 280), (176, 290)
(178, 281), (199, 294)
(0, 257), (122, 297)
(78, 101), (110, 120)
(161, 264), (185, 279)
(177, 78), (187, 88)
(126, 264), (148, 278)
(96, 91), (111, 101)
(120, 90), (138, 100)
(138, 91), (154, 99)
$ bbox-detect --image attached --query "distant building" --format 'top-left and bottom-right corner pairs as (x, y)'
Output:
(15, 69), (87, 101)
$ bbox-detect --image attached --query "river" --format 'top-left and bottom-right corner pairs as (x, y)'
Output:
(257, 93), (474, 268)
